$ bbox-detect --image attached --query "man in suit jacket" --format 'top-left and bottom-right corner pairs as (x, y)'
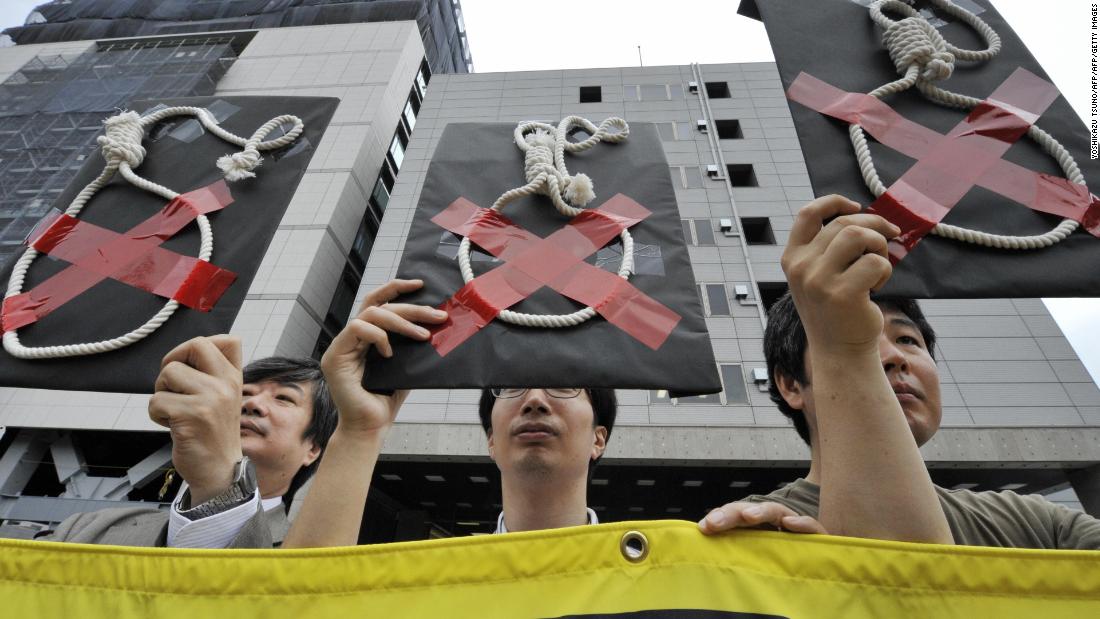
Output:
(37, 336), (337, 548)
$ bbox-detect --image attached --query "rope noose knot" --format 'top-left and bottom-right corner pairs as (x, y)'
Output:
(523, 128), (595, 208)
(216, 147), (262, 181)
(881, 16), (955, 82)
(97, 111), (146, 168)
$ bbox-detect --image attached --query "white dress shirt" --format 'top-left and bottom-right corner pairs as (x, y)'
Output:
(493, 508), (599, 534)
(167, 482), (283, 548)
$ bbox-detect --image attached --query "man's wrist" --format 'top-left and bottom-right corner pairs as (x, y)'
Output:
(183, 455), (246, 507)
(176, 457), (257, 520)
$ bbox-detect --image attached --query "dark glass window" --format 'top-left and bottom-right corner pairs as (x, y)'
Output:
(705, 81), (731, 98)
(726, 164), (758, 187)
(379, 162), (396, 193)
(693, 219), (715, 245)
(579, 86), (601, 103)
(349, 211), (380, 272)
(715, 119), (743, 139)
(741, 217), (776, 245)
(720, 364), (749, 404)
(705, 283), (730, 316)
(758, 282), (789, 312)
(370, 177), (390, 215)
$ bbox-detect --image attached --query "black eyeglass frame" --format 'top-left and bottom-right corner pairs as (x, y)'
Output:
(490, 388), (585, 399)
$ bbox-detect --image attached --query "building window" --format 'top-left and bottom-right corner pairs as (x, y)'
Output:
(649, 364), (748, 405)
(675, 390), (722, 405)
(640, 84), (668, 100)
(348, 212), (379, 273)
(388, 133), (405, 171)
(650, 389), (672, 404)
(740, 217), (776, 245)
(378, 162), (395, 193)
(673, 122), (694, 140)
(715, 119), (743, 139)
(681, 219), (716, 245)
(704, 283), (730, 316)
(758, 282), (789, 312)
(719, 364), (749, 404)
(579, 86), (601, 103)
(726, 164), (758, 187)
(403, 99), (417, 132)
(670, 165), (705, 189)
(370, 177), (390, 216)
(705, 81), (731, 98)
(693, 219), (715, 245)
(415, 66), (428, 100)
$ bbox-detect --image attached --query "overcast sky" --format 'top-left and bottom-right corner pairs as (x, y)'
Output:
(0, 1), (1097, 382)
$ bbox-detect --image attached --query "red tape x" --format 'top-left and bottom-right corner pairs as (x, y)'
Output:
(2, 181), (237, 333)
(429, 194), (681, 356)
(787, 68), (1100, 263)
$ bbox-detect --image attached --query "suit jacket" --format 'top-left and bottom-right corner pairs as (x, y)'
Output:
(37, 500), (289, 548)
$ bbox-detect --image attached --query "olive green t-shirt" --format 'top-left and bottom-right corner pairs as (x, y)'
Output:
(745, 478), (1100, 550)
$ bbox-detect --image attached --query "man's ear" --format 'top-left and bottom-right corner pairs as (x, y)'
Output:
(591, 426), (608, 461)
(302, 440), (322, 468)
(487, 431), (496, 462)
(774, 369), (807, 411)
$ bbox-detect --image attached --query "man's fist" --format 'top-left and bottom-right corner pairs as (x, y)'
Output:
(148, 335), (244, 505)
(781, 195), (900, 356)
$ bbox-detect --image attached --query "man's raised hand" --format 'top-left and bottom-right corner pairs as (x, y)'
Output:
(148, 335), (243, 506)
(320, 278), (447, 435)
(781, 195), (901, 355)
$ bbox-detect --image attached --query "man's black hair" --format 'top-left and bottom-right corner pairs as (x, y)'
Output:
(477, 388), (617, 471)
(763, 292), (936, 445)
(243, 356), (337, 510)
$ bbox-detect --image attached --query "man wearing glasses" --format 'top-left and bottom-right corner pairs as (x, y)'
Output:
(477, 386), (616, 533)
(284, 278), (820, 546)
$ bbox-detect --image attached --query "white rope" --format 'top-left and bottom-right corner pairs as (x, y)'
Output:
(3, 106), (304, 359)
(852, 0), (1081, 248)
(456, 116), (631, 328)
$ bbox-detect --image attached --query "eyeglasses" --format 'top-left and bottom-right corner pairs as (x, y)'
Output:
(491, 388), (583, 399)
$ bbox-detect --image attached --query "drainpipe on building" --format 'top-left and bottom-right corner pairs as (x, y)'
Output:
(691, 62), (768, 329)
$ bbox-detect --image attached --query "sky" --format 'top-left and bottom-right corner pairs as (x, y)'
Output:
(0, 0), (1096, 382)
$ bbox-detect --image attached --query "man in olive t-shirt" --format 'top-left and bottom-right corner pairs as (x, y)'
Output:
(739, 291), (1100, 549)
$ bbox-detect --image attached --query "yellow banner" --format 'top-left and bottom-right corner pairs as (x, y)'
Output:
(3, 521), (1099, 618)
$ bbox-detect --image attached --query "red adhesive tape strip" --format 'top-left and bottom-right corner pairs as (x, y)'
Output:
(787, 70), (1098, 250)
(2, 181), (234, 332)
(428, 193), (681, 355)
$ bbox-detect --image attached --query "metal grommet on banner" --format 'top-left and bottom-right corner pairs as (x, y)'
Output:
(620, 530), (649, 563)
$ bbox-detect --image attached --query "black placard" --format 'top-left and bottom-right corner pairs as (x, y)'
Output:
(362, 122), (722, 395)
(0, 96), (338, 392)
